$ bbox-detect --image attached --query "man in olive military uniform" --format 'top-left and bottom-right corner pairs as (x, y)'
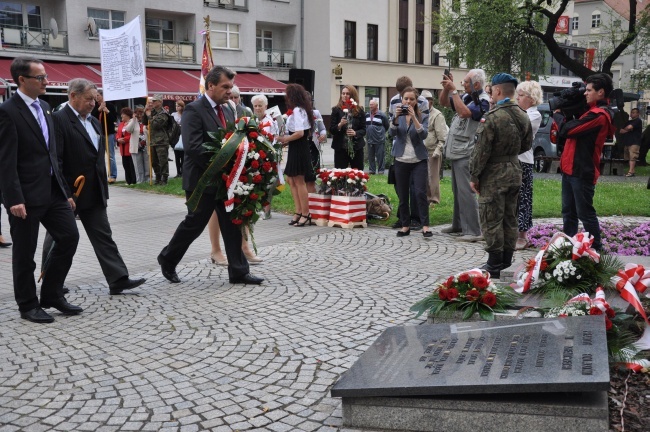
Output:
(469, 73), (533, 278)
(143, 94), (171, 185)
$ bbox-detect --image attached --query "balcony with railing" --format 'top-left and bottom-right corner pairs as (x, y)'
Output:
(146, 40), (195, 62)
(0, 25), (68, 53)
(257, 49), (295, 70)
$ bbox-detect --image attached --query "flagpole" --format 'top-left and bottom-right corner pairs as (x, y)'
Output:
(146, 97), (153, 185)
(102, 111), (110, 180)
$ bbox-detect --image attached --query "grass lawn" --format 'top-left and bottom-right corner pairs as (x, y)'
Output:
(122, 168), (649, 227)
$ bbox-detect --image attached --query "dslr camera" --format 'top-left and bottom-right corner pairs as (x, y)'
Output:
(399, 105), (410, 115)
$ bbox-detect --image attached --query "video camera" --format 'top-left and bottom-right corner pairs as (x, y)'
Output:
(548, 82), (587, 120)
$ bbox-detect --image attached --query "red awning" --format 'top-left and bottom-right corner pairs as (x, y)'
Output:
(0, 58), (285, 98)
(179, 71), (286, 95)
(0, 58), (102, 88)
(234, 72), (286, 95)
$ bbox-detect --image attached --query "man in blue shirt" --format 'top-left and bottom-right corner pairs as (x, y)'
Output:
(438, 69), (490, 242)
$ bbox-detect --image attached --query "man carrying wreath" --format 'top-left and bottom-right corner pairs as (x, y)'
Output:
(157, 66), (263, 285)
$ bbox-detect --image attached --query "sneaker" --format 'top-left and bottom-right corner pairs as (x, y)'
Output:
(455, 234), (484, 242)
(441, 226), (461, 234)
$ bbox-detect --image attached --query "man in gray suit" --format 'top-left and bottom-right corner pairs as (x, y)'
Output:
(50, 78), (146, 295)
(157, 66), (262, 285)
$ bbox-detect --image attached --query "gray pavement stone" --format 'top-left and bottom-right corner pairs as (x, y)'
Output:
(1, 185), (647, 431)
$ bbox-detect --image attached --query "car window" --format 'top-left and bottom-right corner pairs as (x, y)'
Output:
(539, 110), (551, 128)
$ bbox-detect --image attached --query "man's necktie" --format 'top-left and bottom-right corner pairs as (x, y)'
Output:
(31, 100), (49, 148)
(216, 104), (227, 127)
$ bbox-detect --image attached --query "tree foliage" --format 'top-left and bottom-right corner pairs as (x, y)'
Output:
(435, 0), (649, 80)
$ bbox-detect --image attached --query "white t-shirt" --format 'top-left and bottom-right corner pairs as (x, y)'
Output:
(519, 106), (542, 165)
(285, 107), (310, 133)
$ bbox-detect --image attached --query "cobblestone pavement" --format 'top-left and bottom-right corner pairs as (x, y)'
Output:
(0, 185), (648, 432)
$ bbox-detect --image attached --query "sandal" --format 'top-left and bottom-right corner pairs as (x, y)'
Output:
(288, 213), (302, 225)
(625, 172), (635, 177)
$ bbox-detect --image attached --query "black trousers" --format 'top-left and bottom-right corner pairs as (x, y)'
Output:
(122, 155), (137, 185)
(9, 182), (79, 312)
(158, 190), (249, 279)
(394, 159), (429, 228)
(42, 205), (129, 286)
(334, 147), (364, 170)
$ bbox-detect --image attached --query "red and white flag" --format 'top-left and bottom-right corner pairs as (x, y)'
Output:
(199, 29), (214, 96)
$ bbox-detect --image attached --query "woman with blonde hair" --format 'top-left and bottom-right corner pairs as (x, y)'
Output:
(329, 85), (366, 169)
(515, 80), (543, 249)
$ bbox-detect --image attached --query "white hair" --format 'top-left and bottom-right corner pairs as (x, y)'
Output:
(467, 69), (486, 89)
(231, 85), (240, 97)
(251, 94), (268, 106)
(516, 80), (543, 106)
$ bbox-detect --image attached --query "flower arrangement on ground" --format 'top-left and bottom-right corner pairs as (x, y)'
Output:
(185, 115), (280, 234)
(315, 168), (332, 195)
(542, 289), (648, 368)
(326, 168), (368, 196)
(512, 231), (622, 302)
(411, 268), (520, 321)
(528, 222), (650, 256)
(342, 98), (358, 159)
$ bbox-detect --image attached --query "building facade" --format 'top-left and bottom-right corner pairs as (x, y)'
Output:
(0, 0), (297, 107)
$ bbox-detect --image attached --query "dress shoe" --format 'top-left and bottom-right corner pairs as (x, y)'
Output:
(109, 276), (146, 295)
(20, 307), (54, 323)
(396, 229), (410, 237)
(422, 230), (433, 238)
(158, 256), (180, 283)
(40, 297), (83, 315)
(0, 241), (12, 248)
(108, 178), (116, 184)
(229, 273), (264, 285)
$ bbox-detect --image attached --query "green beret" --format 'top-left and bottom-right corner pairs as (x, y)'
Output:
(491, 73), (518, 87)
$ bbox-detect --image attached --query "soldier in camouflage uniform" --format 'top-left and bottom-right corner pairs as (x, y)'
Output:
(143, 94), (171, 185)
(469, 73), (533, 278)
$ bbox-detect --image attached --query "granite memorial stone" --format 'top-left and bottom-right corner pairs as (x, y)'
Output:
(332, 316), (609, 398)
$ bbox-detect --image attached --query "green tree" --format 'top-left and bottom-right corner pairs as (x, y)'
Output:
(435, 0), (649, 79)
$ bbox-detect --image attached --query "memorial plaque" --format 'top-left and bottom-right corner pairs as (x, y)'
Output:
(331, 316), (609, 397)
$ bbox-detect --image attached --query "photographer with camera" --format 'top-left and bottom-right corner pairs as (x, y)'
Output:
(558, 73), (615, 252)
(438, 69), (490, 242)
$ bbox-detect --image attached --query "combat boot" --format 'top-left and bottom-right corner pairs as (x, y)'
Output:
(502, 249), (515, 270)
(480, 252), (503, 279)
(160, 175), (168, 186)
(154, 176), (161, 185)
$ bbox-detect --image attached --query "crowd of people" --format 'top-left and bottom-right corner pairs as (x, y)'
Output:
(0, 53), (645, 323)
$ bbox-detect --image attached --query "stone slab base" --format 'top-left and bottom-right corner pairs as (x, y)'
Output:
(342, 391), (608, 432)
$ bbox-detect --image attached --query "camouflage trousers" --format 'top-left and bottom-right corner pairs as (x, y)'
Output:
(478, 163), (521, 253)
(151, 145), (169, 179)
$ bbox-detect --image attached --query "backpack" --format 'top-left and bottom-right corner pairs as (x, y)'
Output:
(166, 113), (181, 147)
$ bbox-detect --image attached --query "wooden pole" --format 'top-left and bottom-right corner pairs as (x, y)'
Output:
(146, 97), (153, 185)
(101, 112), (110, 180)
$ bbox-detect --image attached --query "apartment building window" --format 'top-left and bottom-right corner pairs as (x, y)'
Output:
(89, 8), (125, 31)
(0, 2), (41, 29)
(398, 28), (407, 63)
(344, 21), (356, 58)
(256, 29), (272, 50)
(212, 22), (240, 49)
(432, 0), (441, 9)
(415, 30), (423, 64)
(571, 16), (579, 31)
(367, 24), (378, 60)
(146, 18), (173, 42)
(591, 13), (600, 28)
(431, 31), (439, 65)
(416, 0), (424, 4)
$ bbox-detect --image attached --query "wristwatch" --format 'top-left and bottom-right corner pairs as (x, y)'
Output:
(451, 90), (458, 95)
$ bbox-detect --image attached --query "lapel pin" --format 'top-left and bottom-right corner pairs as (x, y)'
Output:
(47, 111), (51, 115)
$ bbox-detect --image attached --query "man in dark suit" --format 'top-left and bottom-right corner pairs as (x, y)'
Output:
(157, 66), (263, 285)
(0, 56), (81, 323)
(49, 78), (145, 295)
